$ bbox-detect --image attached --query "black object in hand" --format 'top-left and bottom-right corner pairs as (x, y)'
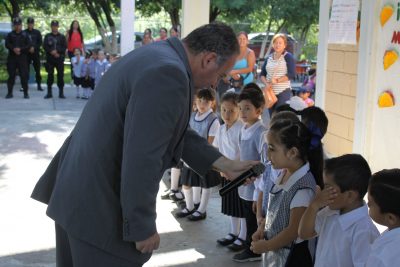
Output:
(219, 163), (266, 197)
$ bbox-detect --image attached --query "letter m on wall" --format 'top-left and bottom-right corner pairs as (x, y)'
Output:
(392, 31), (400, 44)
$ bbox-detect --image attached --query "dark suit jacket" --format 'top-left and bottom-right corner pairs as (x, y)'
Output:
(31, 37), (222, 264)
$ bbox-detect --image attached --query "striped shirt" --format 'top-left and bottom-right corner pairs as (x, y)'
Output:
(261, 52), (296, 95)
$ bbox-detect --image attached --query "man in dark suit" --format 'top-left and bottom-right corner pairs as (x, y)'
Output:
(31, 22), (254, 267)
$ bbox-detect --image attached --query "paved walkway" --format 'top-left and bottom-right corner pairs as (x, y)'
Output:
(0, 84), (259, 267)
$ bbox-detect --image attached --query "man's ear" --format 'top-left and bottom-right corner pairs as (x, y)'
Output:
(386, 213), (400, 227)
(201, 52), (218, 69)
(345, 190), (360, 203)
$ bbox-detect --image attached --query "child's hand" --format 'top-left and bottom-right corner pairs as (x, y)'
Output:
(311, 185), (338, 210)
(252, 226), (264, 242)
(251, 240), (268, 254)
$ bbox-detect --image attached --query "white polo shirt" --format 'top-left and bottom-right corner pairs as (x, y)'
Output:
(366, 227), (400, 267)
(314, 204), (380, 267)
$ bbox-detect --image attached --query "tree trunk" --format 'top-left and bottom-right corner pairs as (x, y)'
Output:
(209, 7), (221, 22)
(99, 0), (117, 54)
(168, 8), (180, 28)
(259, 19), (272, 60)
(5, 0), (20, 18)
(294, 25), (310, 59)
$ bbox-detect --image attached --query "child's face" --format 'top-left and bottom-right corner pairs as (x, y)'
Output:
(266, 131), (291, 169)
(238, 100), (262, 125)
(74, 49), (81, 57)
(221, 101), (239, 127)
(195, 97), (212, 113)
(367, 193), (386, 226)
(322, 172), (355, 213)
(98, 52), (105, 61)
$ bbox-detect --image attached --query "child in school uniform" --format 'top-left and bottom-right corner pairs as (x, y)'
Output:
(251, 118), (324, 267)
(175, 88), (220, 221)
(232, 83), (266, 263)
(366, 168), (400, 267)
(298, 154), (379, 267)
(71, 48), (84, 98)
(213, 92), (247, 251)
(94, 50), (109, 88)
(80, 52), (95, 100)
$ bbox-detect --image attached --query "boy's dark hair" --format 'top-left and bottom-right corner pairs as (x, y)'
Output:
(300, 106), (328, 137)
(324, 154), (371, 199)
(269, 119), (323, 187)
(196, 88), (215, 101)
(273, 104), (297, 115)
(271, 111), (299, 125)
(183, 22), (239, 66)
(221, 92), (239, 105)
(369, 169), (400, 217)
(238, 83), (265, 109)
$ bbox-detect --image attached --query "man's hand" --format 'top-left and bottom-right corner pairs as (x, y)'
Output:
(13, 48), (21, 55)
(29, 47), (35, 53)
(310, 185), (337, 211)
(135, 232), (160, 254)
(212, 156), (258, 181)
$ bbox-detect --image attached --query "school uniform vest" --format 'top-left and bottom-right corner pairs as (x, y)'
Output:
(263, 172), (316, 266)
(238, 123), (266, 200)
(189, 111), (218, 138)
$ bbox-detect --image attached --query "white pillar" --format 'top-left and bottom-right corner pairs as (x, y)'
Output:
(315, 0), (331, 108)
(352, 0), (379, 155)
(120, 0), (135, 56)
(181, 0), (210, 38)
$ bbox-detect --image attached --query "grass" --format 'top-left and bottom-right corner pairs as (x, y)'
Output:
(0, 64), (72, 84)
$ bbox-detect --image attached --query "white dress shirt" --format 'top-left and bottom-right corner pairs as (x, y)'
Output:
(314, 204), (380, 267)
(366, 227), (400, 267)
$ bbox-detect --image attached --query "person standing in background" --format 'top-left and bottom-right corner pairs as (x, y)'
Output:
(43, 20), (67, 99)
(24, 17), (43, 91)
(66, 20), (84, 78)
(5, 17), (31, 99)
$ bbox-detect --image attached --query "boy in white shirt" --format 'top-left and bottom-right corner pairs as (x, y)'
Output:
(366, 168), (400, 267)
(299, 154), (379, 267)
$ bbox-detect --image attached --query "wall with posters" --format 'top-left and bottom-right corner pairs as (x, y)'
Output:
(365, 1), (400, 171)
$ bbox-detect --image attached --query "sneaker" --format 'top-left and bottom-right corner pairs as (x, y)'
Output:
(5, 93), (13, 99)
(232, 250), (262, 263)
(24, 93), (29, 99)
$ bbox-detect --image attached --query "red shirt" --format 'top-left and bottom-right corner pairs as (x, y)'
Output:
(67, 31), (83, 52)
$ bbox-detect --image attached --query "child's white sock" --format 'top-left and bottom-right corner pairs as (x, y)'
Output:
(234, 218), (247, 245)
(170, 168), (181, 191)
(230, 216), (240, 236)
(182, 187), (194, 211)
(192, 186), (201, 205)
(197, 188), (211, 213)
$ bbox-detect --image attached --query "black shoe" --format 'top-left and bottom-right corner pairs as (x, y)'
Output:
(19, 88), (23, 92)
(59, 94), (66, 99)
(24, 93), (29, 99)
(5, 93), (13, 99)
(217, 233), (237, 246)
(44, 94), (52, 99)
(169, 190), (184, 202)
(161, 190), (171, 200)
(227, 238), (246, 252)
(175, 208), (195, 218)
(187, 211), (207, 221)
(37, 85), (44, 91)
(232, 250), (262, 263)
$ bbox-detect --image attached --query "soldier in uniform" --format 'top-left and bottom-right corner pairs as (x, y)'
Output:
(5, 17), (31, 99)
(43, 20), (67, 99)
(24, 17), (43, 91)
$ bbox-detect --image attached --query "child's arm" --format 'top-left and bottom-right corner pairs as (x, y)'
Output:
(256, 191), (264, 224)
(298, 186), (337, 239)
(207, 136), (215, 144)
(251, 207), (306, 254)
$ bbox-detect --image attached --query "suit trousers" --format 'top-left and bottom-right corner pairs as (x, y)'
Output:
(55, 224), (142, 267)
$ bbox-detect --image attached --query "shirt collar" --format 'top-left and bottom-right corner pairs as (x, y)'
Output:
(241, 120), (263, 140)
(338, 202), (369, 231)
(275, 162), (310, 191)
(195, 109), (212, 121)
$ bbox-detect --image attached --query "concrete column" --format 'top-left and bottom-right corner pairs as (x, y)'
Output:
(352, 0), (379, 155)
(315, 0), (331, 108)
(181, 0), (210, 38)
(120, 0), (135, 56)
